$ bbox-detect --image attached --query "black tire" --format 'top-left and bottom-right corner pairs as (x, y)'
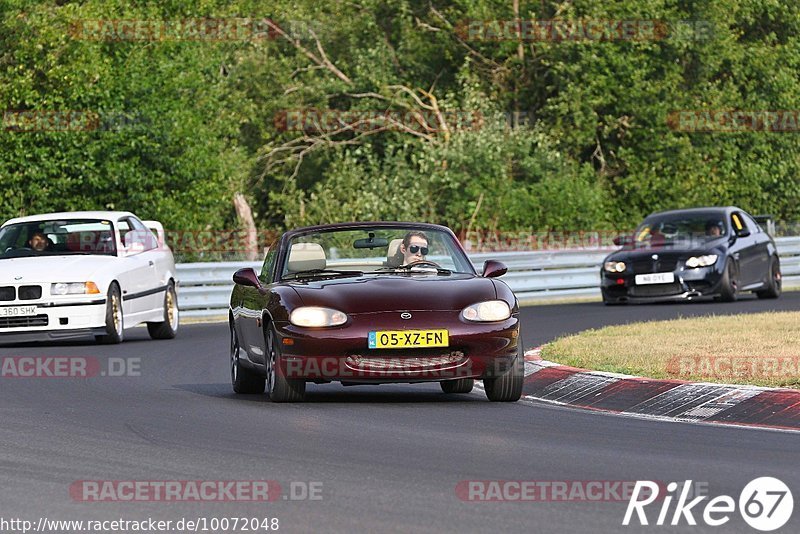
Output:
(265, 324), (306, 402)
(484, 354), (523, 402)
(147, 282), (179, 339)
(95, 283), (123, 344)
(756, 256), (782, 299)
(230, 322), (265, 394)
(718, 259), (739, 302)
(440, 378), (475, 394)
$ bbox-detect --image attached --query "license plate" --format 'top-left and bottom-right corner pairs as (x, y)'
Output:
(635, 272), (675, 285)
(368, 329), (449, 349)
(0, 306), (37, 317)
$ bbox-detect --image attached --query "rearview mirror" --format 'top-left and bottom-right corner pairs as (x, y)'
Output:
(482, 260), (507, 278)
(233, 268), (266, 294)
(353, 234), (389, 249)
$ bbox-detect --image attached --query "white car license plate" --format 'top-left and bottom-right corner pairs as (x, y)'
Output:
(0, 306), (37, 317)
(635, 273), (675, 285)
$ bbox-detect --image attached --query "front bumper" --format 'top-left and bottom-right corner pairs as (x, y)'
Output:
(0, 299), (107, 339)
(273, 311), (520, 382)
(601, 264), (725, 303)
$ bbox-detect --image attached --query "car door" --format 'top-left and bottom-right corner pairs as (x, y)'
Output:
(741, 212), (771, 287)
(128, 216), (167, 314)
(238, 244), (276, 366)
(116, 217), (155, 319)
(729, 211), (760, 287)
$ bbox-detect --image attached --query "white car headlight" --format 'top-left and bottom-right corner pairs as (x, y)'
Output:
(51, 282), (100, 295)
(461, 300), (511, 322)
(685, 255), (718, 268)
(604, 261), (626, 273)
(289, 307), (347, 327)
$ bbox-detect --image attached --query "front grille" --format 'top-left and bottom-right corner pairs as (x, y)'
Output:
(346, 350), (466, 371)
(18, 285), (42, 300)
(633, 258), (678, 273)
(630, 283), (682, 297)
(0, 287), (14, 301)
(0, 314), (49, 328)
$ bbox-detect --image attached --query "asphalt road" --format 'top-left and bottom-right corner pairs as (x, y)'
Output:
(1, 292), (799, 533)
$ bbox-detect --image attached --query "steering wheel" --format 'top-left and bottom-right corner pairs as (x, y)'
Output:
(401, 260), (442, 269)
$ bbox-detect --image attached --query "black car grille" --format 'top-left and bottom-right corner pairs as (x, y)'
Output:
(0, 314), (49, 328)
(346, 349), (467, 370)
(18, 285), (42, 300)
(633, 258), (679, 273)
(630, 283), (683, 297)
(0, 287), (14, 301)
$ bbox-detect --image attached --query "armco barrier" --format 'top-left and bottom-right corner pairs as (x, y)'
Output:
(176, 237), (800, 317)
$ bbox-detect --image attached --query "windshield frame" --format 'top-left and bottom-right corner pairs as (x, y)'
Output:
(276, 223), (476, 281)
(630, 210), (730, 250)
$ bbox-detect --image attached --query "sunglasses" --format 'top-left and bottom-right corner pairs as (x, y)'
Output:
(408, 245), (428, 255)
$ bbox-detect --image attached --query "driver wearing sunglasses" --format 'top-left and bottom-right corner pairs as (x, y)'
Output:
(400, 231), (429, 265)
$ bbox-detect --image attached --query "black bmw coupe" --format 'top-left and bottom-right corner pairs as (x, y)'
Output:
(601, 207), (781, 304)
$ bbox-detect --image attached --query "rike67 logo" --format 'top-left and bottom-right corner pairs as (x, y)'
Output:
(624, 478), (793, 531)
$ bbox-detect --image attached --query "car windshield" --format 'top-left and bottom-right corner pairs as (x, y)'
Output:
(0, 219), (117, 259)
(631, 212), (728, 250)
(280, 226), (475, 279)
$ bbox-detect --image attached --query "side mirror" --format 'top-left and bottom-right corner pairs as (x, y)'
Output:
(613, 235), (632, 247)
(735, 227), (751, 238)
(482, 260), (507, 278)
(233, 268), (266, 294)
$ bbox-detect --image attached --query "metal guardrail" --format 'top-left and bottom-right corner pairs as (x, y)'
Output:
(176, 237), (800, 317)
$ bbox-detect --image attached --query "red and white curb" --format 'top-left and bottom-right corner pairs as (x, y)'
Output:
(517, 348), (800, 432)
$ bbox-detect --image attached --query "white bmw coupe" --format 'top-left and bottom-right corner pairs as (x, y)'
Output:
(0, 211), (178, 344)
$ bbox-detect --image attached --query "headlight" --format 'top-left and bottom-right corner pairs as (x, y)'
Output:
(685, 255), (718, 268)
(51, 282), (100, 295)
(289, 307), (347, 327)
(461, 300), (511, 322)
(604, 261), (627, 273)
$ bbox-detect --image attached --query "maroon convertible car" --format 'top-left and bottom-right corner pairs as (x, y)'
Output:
(229, 222), (523, 402)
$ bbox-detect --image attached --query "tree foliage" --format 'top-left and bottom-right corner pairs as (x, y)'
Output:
(2, 0), (800, 239)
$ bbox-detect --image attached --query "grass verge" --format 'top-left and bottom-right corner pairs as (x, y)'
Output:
(540, 311), (800, 388)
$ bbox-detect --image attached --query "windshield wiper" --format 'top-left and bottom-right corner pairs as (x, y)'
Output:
(283, 268), (363, 280)
(378, 264), (452, 275)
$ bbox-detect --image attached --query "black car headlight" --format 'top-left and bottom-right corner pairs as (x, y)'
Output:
(604, 261), (626, 273)
(685, 254), (718, 268)
(461, 300), (511, 322)
(289, 307), (347, 327)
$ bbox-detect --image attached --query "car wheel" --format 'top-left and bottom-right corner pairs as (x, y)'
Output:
(440, 378), (474, 394)
(95, 283), (123, 344)
(146, 282), (179, 339)
(265, 324), (306, 402)
(230, 322), (265, 394)
(756, 256), (782, 299)
(484, 354), (523, 402)
(719, 259), (739, 302)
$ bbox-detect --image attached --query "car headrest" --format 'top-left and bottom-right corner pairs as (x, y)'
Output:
(386, 238), (403, 267)
(287, 243), (326, 272)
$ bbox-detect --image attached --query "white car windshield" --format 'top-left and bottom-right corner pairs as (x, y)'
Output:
(0, 219), (117, 259)
(281, 226), (475, 278)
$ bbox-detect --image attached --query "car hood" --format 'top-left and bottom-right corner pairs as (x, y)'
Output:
(0, 255), (118, 283)
(605, 240), (726, 262)
(287, 273), (498, 313)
